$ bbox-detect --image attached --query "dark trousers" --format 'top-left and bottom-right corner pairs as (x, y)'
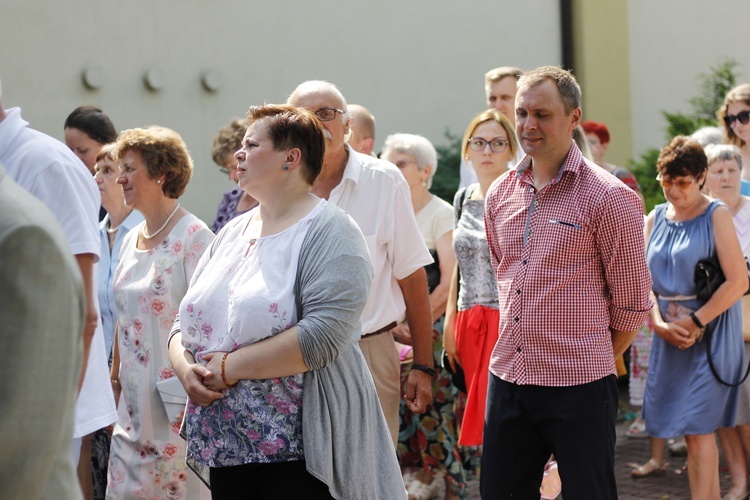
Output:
(210, 460), (333, 499)
(480, 373), (618, 500)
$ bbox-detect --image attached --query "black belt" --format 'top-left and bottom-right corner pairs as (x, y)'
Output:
(361, 321), (397, 339)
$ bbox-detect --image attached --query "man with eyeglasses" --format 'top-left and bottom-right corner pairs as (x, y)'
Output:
(287, 81), (435, 447)
(481, 66), (652, 498)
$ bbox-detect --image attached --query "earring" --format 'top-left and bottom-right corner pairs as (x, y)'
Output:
(422, 180), (428, 187)
(283, 165), (289, 170)
(156, 180), (161, 184)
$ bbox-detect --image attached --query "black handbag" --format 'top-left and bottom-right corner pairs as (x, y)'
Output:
(441, 350), (467, 393)
(694, 255), (750, 302)
(694, 255), (750, 386)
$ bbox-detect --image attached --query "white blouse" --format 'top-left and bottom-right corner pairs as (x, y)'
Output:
(181, 200), (325, 361)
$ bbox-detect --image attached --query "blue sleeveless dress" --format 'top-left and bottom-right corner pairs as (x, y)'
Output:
(642, 201), (743, 437)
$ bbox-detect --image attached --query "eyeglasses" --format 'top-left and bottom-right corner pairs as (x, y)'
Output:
(468, 137), (509, 153)
(655, 174), (697, 190)
(724, 110), (750, 127)
(314, 108), (345, 122)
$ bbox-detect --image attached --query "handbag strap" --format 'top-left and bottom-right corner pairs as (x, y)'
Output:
(454, 186), (469, 299)
(705, 325), (750, 387)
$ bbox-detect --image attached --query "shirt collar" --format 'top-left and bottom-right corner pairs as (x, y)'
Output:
(0, 108), (26, 154)
(340, 144), (364, 186)
(99, 209), (143, 232)
(515, 140), (584, 185)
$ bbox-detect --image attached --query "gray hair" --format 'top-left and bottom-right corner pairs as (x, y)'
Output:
(382, 133), (438, 188)
(690, 126), (723, 148)
(704, 143), (742, 168)
(517, 65), (581, 114)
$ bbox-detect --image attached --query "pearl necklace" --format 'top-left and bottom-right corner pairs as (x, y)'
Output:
(106, 210), (133, 234)
(141, 204), (180, 240)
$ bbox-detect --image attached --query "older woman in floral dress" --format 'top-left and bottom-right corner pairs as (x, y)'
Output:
(107, 126), (213, 499)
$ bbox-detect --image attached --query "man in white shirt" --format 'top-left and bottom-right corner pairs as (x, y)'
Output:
(288, 81), (435, 445)
(0, 84), (117, 493)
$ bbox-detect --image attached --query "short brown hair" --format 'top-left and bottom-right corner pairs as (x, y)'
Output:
(517, 66), (581, 114)
(114, 126), (193, 199)
(210, 118), (247, 167)
(657, 136), (707, 181)
(462, 108), (518, 160)
(246, 104), (326, 185)
(718, 83), (750, 148)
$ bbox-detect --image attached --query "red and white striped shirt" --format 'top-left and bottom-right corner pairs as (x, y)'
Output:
(484, 143), (652, 386)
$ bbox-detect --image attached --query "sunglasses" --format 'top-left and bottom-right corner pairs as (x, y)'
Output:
(655, 174), (697, 190)
(724, 110), (750, 127)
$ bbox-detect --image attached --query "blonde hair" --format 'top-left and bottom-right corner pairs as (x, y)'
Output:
(462, 109), (518, 160)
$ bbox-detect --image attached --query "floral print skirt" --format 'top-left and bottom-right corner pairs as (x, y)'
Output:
(397, 322), (469, 498)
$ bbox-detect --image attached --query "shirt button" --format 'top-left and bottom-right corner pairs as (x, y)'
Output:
(534, 200), (539, 207)
(516, 289), (521, 294)
(513, 317), (519, 322)
(522, 259), (527, 265)
(516, 347), (522, 353)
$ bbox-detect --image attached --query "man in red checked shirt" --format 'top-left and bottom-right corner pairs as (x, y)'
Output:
(481, 66), (652, 499)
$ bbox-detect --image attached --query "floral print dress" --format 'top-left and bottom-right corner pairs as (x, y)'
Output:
(107, 214), (213, 500)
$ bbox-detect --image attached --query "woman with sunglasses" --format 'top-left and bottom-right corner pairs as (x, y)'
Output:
(719, 84), (750, 196)
(643, 136), (747, 499)
(443, 109), (517, 449)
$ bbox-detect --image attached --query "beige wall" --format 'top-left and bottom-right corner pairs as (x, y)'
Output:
(1, 0), (561, 224)
(572, 0), (633, 168)
(627, 0), (750, 157)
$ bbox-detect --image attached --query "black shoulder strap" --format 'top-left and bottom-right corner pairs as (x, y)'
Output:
(705, 325), (750, 387)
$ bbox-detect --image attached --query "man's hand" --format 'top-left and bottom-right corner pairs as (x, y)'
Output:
(403, 369), (433, 413)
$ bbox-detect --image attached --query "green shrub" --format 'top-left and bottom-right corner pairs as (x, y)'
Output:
(631, 58), (740, 212)
(432, 128), (463, 203)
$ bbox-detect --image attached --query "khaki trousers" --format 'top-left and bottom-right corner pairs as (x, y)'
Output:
(358, 331), (401, 448)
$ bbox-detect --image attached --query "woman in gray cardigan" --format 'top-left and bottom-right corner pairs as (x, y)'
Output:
(168, 104), (404, 499)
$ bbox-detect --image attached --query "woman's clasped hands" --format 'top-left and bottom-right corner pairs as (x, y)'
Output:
(654, 315), (703, 350)
(174, 353), (227, 407)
